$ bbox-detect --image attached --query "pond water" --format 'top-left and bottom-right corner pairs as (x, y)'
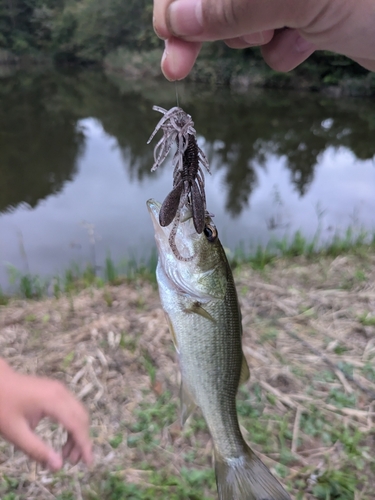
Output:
(0, 69), (375, 290)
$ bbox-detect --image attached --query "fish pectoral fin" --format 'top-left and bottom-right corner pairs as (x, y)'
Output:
(164, 312), (179, 353)
(239, 354), (250, 386)
(183, 302), (216, 323)
(180, 381), (197, 427)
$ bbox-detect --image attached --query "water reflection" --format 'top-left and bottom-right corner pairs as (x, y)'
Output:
(0, 73), (85, 213)
(0, 69), (374, 217)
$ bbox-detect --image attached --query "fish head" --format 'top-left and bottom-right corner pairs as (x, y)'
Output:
(147, 199), (228, 301)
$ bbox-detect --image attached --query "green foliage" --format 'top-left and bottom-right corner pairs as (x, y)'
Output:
(109, 433), (123, 449)
(0, 0), (371, 91)
(326, 388), (357, 409)
(358, 312), (375, 326)
(127, 392), (177, 452)
(6, 264), (48, 298)
(56, 493), (75, 500)
(104, 254), (117, 283)
(0, 285), (9, 305)
(55, 0), (158, 62)
(0, 475), (20, 500)
(229, 227), (375, 273)
(312, 469), (357, 500)
(3, 246), (158, 299)
(89, 468), (215, 500)
(0, 0), (160, 61)
(104, 47), (161, 77)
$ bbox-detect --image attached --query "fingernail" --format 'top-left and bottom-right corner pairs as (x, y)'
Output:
(295, 35), (315, 53)
(161, 40), (175, 81)
(161, 40), (168, 66)
(242, 32), (265, 45)
(153, 17), (166, 40)
(169, 0), (203, 37)
(48, 453), (62, 471)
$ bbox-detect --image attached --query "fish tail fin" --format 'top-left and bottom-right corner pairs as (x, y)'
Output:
(214, 445), (291, 500)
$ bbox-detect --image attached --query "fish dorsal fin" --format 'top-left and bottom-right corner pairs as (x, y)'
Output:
(180, 381), (197, 426)
(239, 355), (250, 386)
(184, 302), (216, 323)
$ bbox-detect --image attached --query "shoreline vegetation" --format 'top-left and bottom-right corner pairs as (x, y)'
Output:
(1, 227), (375, 302)
(1, 232), (375, 499)
(103, 47), (375, 98)
(2, 46), (375, 97)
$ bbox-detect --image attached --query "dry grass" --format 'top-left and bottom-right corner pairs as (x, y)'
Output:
(1, 253), (375, 499)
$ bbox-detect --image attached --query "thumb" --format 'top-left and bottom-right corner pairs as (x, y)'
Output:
(8, 420), (62, 471)
(165, 0), (308, 40)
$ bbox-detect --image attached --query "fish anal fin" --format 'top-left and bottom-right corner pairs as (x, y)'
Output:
(184, 302), (216, 323)
(180, 381), (197, 427)
(239, 355), (250, 386)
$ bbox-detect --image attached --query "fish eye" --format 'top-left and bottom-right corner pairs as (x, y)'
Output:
(204, 224), (218, 243)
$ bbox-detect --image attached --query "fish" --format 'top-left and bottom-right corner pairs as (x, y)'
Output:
(147, 106), (210, 252)
(147, 198), (291, 500)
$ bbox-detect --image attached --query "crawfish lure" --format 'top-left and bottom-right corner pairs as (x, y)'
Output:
(148, 106), (211, 260)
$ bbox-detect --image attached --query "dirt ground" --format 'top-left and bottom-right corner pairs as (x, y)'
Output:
(1, 253), (375, 499)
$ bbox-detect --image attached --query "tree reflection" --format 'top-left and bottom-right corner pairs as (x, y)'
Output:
(0, 72), (85, 213)
(182, 89), (375, 214)
(0, 70), (374, 216)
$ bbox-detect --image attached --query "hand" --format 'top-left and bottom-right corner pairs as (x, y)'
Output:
(153, 0), (375, 80)
(0, 359), (93, 471)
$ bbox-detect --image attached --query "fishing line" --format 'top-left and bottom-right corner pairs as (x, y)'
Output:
(175, 80), (180, 107)
(169, 37), (180, 107)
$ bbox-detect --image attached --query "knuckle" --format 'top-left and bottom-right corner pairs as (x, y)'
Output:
(220, 0), (242, 28)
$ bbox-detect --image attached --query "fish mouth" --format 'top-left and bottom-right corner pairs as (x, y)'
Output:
(147, 198), (169, 242)
(146, 198), (162, 224)
(147, 198), (197, 259)
(147, 198), (193, 232)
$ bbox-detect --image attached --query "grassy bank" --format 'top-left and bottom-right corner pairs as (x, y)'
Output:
(1, 232), (375, 499)
(1, 246), (375, 499)
(2, 227), (375, 303)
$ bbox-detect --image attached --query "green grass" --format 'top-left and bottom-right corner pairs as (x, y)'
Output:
(3, 227), (375, 299)
(127, 392), (177, 452)
(0, 286), (9, 305)
(229, 226), (375, 271)
(1, 384), (373, 499)
(2, 228), (375, 500)
(235, 380), (374, 498)
(312, 469), (357, 500)
(4, 250), (158, 299)
(88, 468), (215, 500)
(358, 312), (375, 326)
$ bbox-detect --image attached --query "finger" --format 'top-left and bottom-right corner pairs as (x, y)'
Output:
(6, 419), (62, 471)
(69, 446), (82, 466)
(166, 0), (316, 40)
(161, 37), (202, 81)
(62, 434), (75, 460)
(351, 57), (375, 72)
(42, 382), (93, 466)
(261, 28), (315, 72)
(153, 0), (173, 39)
(225, 29), (274, 49)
